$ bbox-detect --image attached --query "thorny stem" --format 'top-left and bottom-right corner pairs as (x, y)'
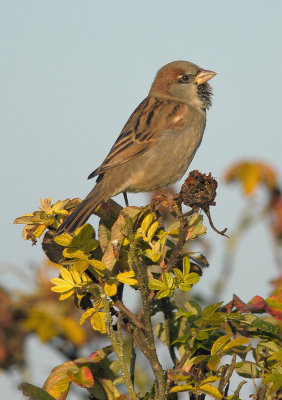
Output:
(100, 287), (138, 400)
(129, 241), (167, 400)
(233, 380), (247, 397)
(130, 332), (136, 385)
(165, 217), (189, 272)
(218, 353), (237, 394)
(161, 298), (178, 367)
(202, 207), (228, 237)
(175, 329), (198, 370)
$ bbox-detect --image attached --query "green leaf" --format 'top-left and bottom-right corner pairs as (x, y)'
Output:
(178, 283), (192, 292)
(54, 234), (73, 247)
(19, 383), (56, 400)
(263, 372), (282, 392)
(235, 361), (260, 378)
(143, 248), (162, 262)
(81, 238), (98, 253)
(74, 224), (95, 242)
(149, 279), (167, 291)
(182, 301), (202, 317)
(140, 213), (154, 235)
(207, 355), (221, 371)
(222, 337), (249, 353)
(72, 260), (89, 273)
(63, 248), (86, 259)
(196, 331), (209, 340)
(147, 221), (159, 241)
(198, 383), (223, 399)
(184, 272), (200, 285)
(170, 384), (195, 393)
(162, 272), (174, 288)
(201, 376), (221, 384)
(173, 268), (183, 280)
(205, 312), (227, 325)
(202, 302), (223, 320)
(156, 288), (172, 299)
(117, 271), (137, 285)
(189, 355), (209, 365)
(251, 318), (279, 335)
(183, 256), (191, 277)
(211, 334), (232, 355)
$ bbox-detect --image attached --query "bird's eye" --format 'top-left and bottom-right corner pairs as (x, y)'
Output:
(179, 74), (190, 83)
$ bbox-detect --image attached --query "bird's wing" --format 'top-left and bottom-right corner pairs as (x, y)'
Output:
(88, 96), (188, 179)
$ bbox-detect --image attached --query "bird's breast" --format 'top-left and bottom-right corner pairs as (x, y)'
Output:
(125, 111), (206, 192)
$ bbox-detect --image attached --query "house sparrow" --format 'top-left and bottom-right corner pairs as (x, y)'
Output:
(57, 60), (216, 234)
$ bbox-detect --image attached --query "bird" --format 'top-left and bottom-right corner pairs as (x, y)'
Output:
(57, 60), (216, 234)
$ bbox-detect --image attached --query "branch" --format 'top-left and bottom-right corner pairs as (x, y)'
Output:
(100, 287), (138, 400)
(129, 241), (167, 400)
(114, 299), (147, 331)
(218, 353), (236, 395)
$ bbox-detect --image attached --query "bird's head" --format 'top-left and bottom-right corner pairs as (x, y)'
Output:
(149, 60), (216, 110)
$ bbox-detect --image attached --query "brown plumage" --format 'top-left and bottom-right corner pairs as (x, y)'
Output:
(57, 61), (216, 234)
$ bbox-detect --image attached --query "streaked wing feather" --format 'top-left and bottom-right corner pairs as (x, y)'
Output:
(89, 97), (187, 178)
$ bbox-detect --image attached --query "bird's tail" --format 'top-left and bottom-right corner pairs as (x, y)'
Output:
(56, 185), (104, 235)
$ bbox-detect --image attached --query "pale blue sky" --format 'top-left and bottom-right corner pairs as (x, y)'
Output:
(1, 1), (282, 398)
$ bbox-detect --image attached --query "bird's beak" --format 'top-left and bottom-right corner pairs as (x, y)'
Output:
(194, 69), (216, 85)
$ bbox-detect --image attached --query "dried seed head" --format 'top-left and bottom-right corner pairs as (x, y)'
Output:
(180, 170), (218, 209)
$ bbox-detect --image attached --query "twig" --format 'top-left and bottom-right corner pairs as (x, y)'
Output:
(203, 207), (228, 237)
(114, 299), (147, 331)
(130, 333), (136, 385)
(219, 353), (237, 395)
(175, 329), (198, 370)
(165, 217), (189, 272)
(233, 380), (247, 397)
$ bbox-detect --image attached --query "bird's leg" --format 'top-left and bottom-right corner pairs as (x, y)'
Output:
(123, 192), (129, 207)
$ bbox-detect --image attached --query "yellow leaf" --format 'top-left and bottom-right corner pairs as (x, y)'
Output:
(50, 277), (67, 286)
(33, 224), (47, 238)
(59, 290), (74, 300)
(60, 317), (87, 346)
(72, 260), (89, 273)
(91, 312), (106, 334)
(80, 308), (94, 325)
(54, 233), (73, 247)
(170, 384), (195, 393)
(63, 248), (86, 259)
(104, 281), (118, 297)
(51, 283), (74, 293)
(211, 334), (233, 355)
(60, 267), (74, 284)
(71, 270), (82, 284)
(14, 213), (36, 224)
(222, 336), (249, 353)
(225, 161), (277, 195)
(89, 259), (106, 272)
(116, 271), (137, 285)
(201, 376), (221, 384)
(198, 383), (223, 399)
